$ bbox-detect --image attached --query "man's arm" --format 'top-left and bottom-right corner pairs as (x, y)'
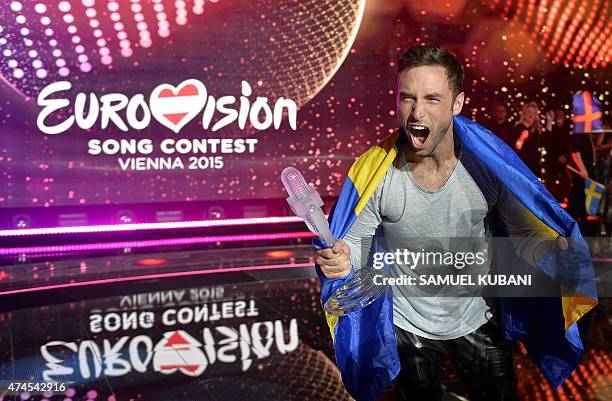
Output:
(316, 184), (383, 278)
(497, 187), (565, 266)
(571, 151), (589, 179)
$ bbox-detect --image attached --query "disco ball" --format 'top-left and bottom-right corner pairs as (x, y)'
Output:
(0, 0), (365, 107)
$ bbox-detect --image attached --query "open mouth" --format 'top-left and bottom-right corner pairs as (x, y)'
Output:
(408, 123), (430, 147)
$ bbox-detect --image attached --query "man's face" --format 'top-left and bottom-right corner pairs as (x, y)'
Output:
(494, 105), (508, 122)
(522, 106), (537, 128)
(396, 65), (464, 157)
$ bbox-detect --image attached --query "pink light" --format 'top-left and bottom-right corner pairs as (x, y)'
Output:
(193, 0), (204, 14)
(80, 62), (92, 72)
(58, 1), (71, 13)
(0, 262), (313, 296)
(10, 2), (23, 12)
(0, 216), (306, 236)
(108, 1), (132, 58)
(153, 0), (170, 37)
(0, 231), (314, 254)
(175, 0), (188, 25)
(131, 0), (151, 48)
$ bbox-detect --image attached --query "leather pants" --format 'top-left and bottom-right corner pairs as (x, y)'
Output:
(394, 321), (518, 401)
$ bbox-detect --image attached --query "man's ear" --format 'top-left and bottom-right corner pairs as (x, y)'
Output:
(452, 92), (465, 116)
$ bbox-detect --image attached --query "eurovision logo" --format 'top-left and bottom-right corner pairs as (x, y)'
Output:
(36, 79), (298, 135)
(40, 295), (298, 381)
(41, 320), (299, 380)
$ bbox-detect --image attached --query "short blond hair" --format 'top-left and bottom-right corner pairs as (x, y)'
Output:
(516, 101), (541, 130)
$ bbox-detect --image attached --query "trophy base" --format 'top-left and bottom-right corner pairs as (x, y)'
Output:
(323, 269), (385, 316)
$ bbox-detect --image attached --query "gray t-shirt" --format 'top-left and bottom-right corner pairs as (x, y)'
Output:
(344, 148), (552, 340)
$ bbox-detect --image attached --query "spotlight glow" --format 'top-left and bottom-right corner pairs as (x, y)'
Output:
(490, 0), (611, 69)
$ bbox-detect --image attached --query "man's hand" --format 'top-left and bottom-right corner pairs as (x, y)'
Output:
(534, 236), (569, 263)
(316, 239), (352, 279)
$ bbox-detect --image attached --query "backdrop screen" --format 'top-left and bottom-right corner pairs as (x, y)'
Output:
(0, 0), (609, 209)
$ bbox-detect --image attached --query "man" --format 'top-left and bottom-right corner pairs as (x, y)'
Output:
(544, 106), (598, 232)
(316, 45), (570, 401)
(569, 120), (596, 231)
(510, 101), (545, 175)
(594, 126), (611, 234)
(544, 107), (573, 202)
(486, 102), (513, 145)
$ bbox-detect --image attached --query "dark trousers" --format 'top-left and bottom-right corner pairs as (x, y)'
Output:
(394, 321), (518, 401)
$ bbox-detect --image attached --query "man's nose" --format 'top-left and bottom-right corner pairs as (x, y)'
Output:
(411, 101), (425, 120)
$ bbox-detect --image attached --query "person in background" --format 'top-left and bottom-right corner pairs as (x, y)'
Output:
(510, 102), (545, 175)
(487, 102), (513, 145)
(593, 124), (611, 235)
(544, 107), (573, 203)
(566, 121), (596, 232)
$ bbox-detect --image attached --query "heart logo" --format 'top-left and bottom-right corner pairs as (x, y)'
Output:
(149, 79), (206, 133)
(153, 330), (207, 376)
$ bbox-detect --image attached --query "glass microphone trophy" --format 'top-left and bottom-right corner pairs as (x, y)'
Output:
(280, 167), (384, 316)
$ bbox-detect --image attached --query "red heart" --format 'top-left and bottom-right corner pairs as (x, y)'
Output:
(158, 84), (200, 98)
(149, 79), (207, 133)
(159, 84), (201, 125)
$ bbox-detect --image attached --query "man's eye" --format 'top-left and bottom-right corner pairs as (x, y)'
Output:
(401, 97), (414, 102)
(427, 98), (440, 103)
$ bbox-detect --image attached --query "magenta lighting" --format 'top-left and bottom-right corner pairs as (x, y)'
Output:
(0, 231), (314, 255)
(0, 216), (304, 236)
(0, 0), (220, 98)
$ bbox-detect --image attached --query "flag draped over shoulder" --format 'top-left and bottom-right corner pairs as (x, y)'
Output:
(315, 115), (598, 401)
(314, 133), (402, 401)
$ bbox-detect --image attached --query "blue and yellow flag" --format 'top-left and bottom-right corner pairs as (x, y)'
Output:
(573, 91), (603, 133)
(314, 132), (402, 401)
(316, 115), (597, 401)
(584, 178), (606, 216)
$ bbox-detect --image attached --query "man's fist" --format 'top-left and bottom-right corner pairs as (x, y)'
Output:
(534, 236), (569, 263)
(316, 239), (352, 279)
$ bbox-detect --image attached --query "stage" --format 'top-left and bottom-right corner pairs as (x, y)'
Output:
(0, 222), (610, 401)
(1, 0), (610, 400)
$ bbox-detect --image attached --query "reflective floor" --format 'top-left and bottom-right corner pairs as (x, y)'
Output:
(0, 230), (610, 401)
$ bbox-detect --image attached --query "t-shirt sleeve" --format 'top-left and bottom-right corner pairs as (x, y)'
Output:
(343, 182), (383, 270)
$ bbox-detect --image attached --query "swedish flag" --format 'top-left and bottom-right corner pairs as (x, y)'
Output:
(584, 178), (606, 216)
(315, 115), (597, 401)
(314, 132), (402, 401)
